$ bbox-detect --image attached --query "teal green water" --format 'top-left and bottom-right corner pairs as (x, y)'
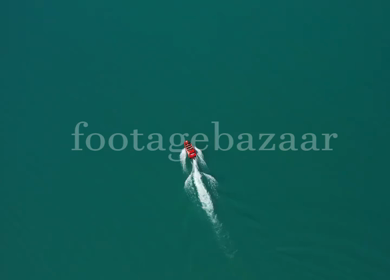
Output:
(2, 1), (390, 279)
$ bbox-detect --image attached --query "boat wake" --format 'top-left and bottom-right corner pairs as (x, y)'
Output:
(181, 148), (235, 257)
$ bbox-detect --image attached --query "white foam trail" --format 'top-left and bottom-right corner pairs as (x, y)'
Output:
(180, 148), (187, 173)
(195, 147), (208, 170)
(184, 169), (196, 200)
(202, 173), (219, 198)
(192, 160), (222, 232)
(182, 146), (235, 257)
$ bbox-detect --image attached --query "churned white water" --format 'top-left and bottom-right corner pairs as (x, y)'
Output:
(181, 148), (234, 257)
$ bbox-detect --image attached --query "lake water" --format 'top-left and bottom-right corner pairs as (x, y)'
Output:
(1, 1), (389, 279)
